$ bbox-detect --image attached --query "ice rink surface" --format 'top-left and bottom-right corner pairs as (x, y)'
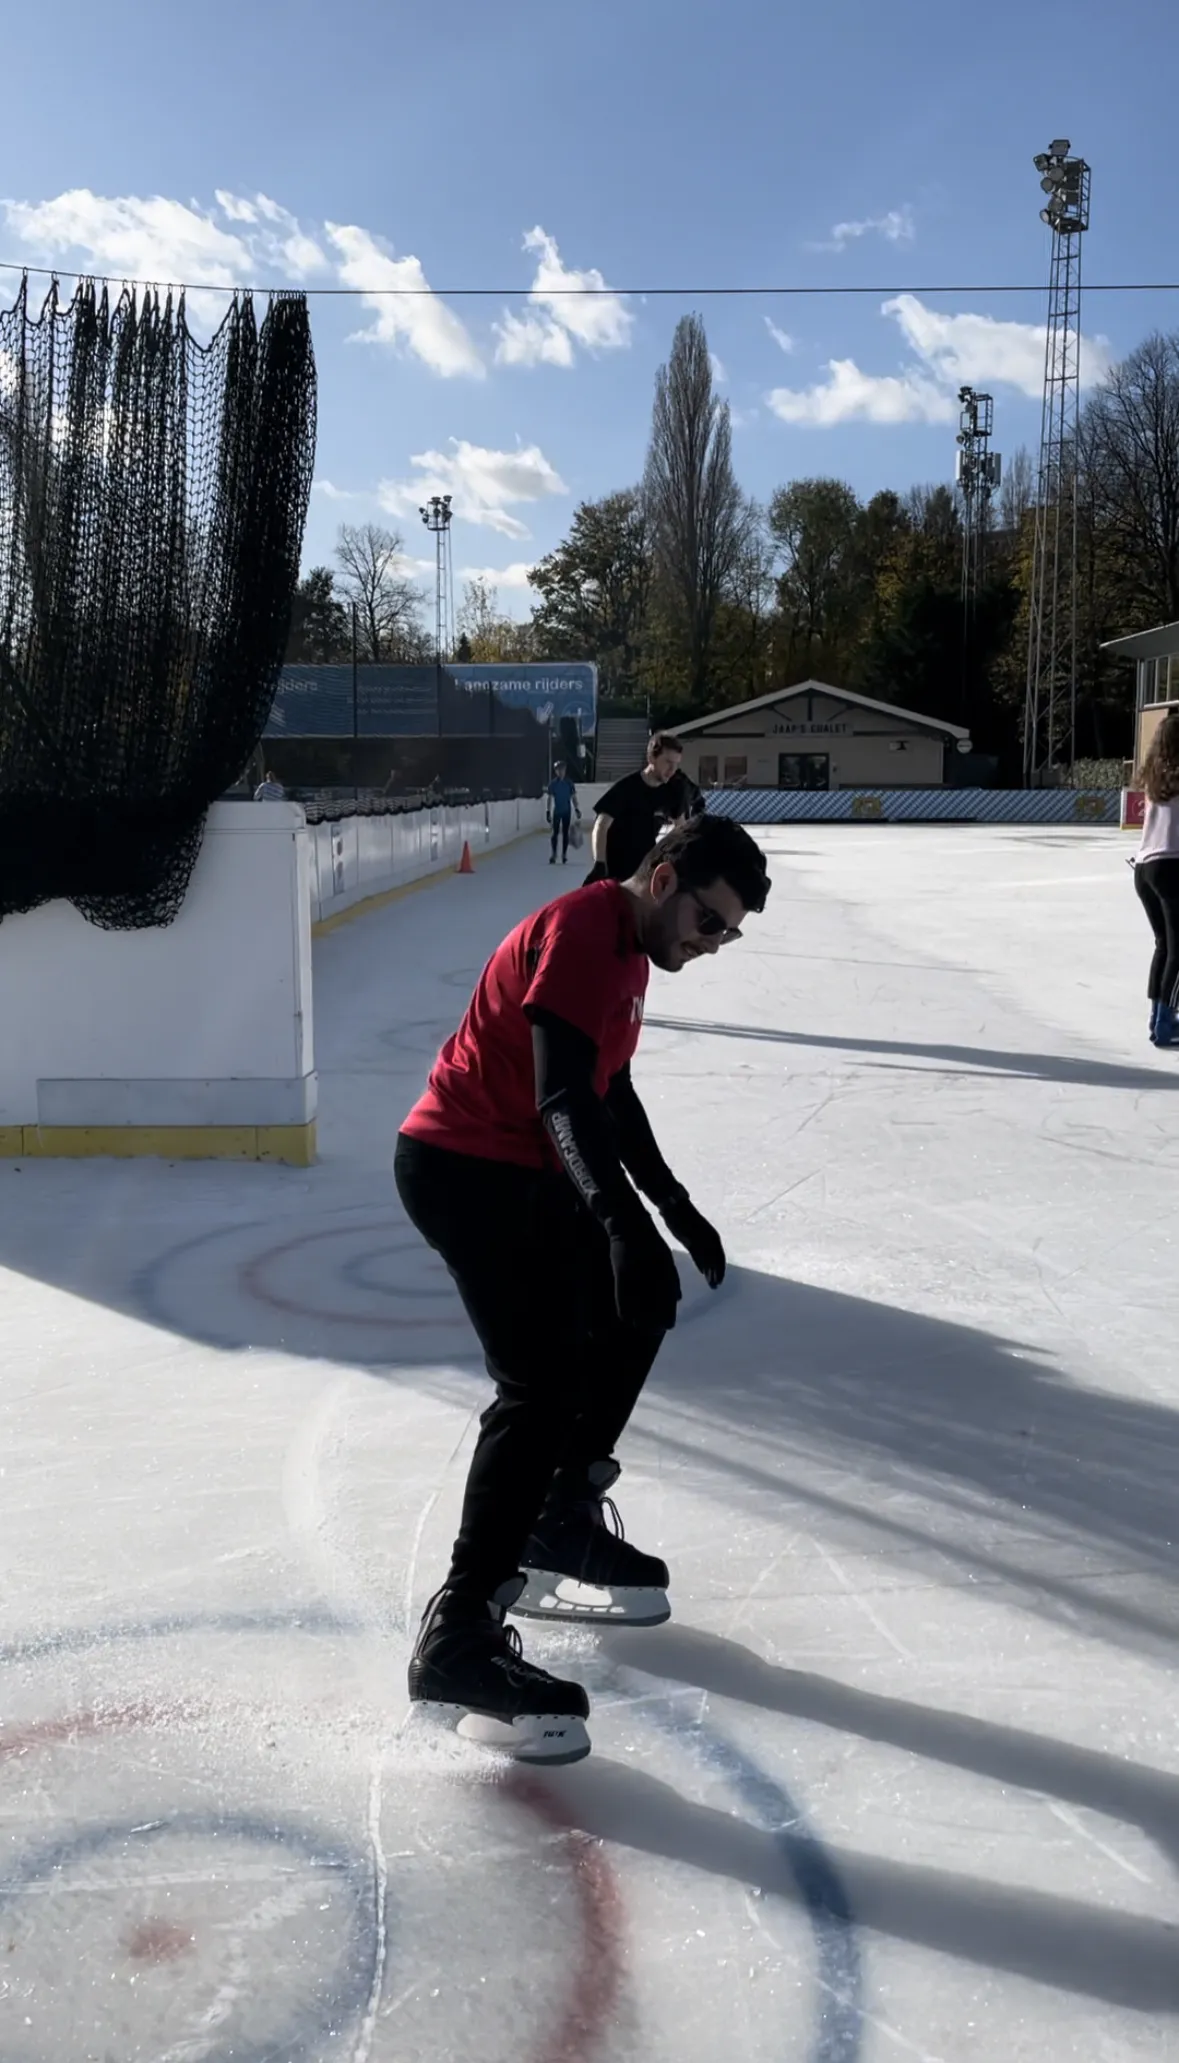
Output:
(3, 821), (1179, 2061)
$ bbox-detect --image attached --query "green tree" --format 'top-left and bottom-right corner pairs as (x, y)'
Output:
(530, 489), (652, 696)
(287, 565), (349, 662)
(644, 315), (746, 704)
(768, 477), (863, 674)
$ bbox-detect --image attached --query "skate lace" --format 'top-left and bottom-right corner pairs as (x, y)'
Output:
(495, 1621), (546, 1687)
(598, 1495), (624, 1540)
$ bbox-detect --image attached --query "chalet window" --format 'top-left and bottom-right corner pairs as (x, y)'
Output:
(723, 756), (748, 786)
(698, 755), (719, 786)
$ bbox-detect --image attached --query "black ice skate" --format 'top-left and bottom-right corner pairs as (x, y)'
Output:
(408, 1575), (591, 1764)
(514, 1460), (671, 1627)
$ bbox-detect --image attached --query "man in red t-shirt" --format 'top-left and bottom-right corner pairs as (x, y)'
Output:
(395, 813), (770, 1764)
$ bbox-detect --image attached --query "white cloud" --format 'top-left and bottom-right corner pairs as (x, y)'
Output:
(3, 189), (254, 289)
(1, 186), (329, 334)
(494, 226), (631, 368)
(765, 317), (796, 355)
(325, 222), (483, 380)
(766, 290), (1116, 430)
(709, 351), (727, 384)
(495, 310), (575, 369)
(458, 561), (537, 592)
(813, 205), (915, 253)
(378, 439), (567, 540)
(883, 292), (1113, 396)
(311, 479), (361, 502)
(767, 359), (955, 427)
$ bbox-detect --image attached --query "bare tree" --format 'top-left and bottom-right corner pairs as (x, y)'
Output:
(1082, 332), (1179, 623)
(998, 445), (1035, 535)
(456, 577), (535, 661)
(333, 523), (426, 661)
(644, 315), (746, 702)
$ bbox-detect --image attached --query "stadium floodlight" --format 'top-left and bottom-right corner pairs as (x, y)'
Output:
(1024, 140), (1091, 785)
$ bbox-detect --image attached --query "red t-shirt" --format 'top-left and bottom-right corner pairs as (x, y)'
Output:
(402, 881), (649, 1167)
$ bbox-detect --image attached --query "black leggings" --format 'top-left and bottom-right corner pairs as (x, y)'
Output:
(394, 1135), (664, 1596)
(550, 814), (571, 858)
(1134, 856), (1179, 1004)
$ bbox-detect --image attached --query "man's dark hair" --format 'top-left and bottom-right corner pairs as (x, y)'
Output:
(648, 731), (683, 757)
(634, 812), (770, 913)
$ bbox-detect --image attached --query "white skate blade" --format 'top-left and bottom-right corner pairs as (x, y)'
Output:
(511, 1571), (671, 1627)
(454, 1707), (591, 1765)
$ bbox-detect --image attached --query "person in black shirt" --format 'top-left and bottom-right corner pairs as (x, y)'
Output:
(585, 733), (689, 883)
(663, 767), (705, 823)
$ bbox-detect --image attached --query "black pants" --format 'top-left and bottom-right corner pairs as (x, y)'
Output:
(394, 1134), (665, 1597)
(1134, 856), (1179, 1003)
(549, 813), (571, 859)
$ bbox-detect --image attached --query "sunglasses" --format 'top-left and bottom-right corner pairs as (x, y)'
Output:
(684, 888), (742, 945)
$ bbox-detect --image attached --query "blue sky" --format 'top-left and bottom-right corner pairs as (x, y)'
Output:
(4, 0), (1177, 615)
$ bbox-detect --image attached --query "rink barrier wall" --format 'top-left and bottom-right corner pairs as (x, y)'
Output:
(0, 801), (316, 1165)
(307, 793), (547, 930)
(703, 786), (1120, 826)
(0, 797), (546, 1165)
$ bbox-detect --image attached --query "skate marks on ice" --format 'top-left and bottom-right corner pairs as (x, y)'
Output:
(7, 1608), (1179, 2059)
(132, 1203), (724, 1365)
(132, 1207), (476, 1366)
(0, 1612), (627, 2063)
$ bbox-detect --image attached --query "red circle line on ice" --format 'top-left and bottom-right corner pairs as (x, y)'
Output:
(0, 1699), (626, 2063)
(240, 1222), (462, 1330)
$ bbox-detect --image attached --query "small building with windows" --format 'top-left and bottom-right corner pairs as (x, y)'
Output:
(1100, 619), (1179, 772)
(671, 681), (971, 791)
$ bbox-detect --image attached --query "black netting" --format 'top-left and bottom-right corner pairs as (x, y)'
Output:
(0, 276), (316, 928)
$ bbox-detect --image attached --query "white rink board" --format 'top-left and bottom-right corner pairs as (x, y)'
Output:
(1, 823), (1178, 2060)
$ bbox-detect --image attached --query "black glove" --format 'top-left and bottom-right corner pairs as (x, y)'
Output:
(583, 860), (608, 886)
(608, 1212), (682, 1333)
(659, 1188), (726, 1288)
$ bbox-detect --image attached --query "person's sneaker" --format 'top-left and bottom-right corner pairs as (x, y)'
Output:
(514, 1460), (670, 1626)
(408, 1576), (590, 1763)
(1156, 1004), (1178, 1048)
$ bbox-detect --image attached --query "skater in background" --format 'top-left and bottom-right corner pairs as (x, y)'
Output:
(664, 764), (706, 824)
(395, 813), (770, 1763)
(546, 759), (580, 865)
(1133, 708), (1179, 1045)
(584, 732), (688, 884)
(253, 768), (285, 800)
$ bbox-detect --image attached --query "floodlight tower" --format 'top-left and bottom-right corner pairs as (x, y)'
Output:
(419, 493), (454, 663)
(955, 386), (1001, 617)
(1023, 139), (1091, 786)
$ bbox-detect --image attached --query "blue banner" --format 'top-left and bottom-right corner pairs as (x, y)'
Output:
(447, 664), (598, 734)
(265, 662), (597, 739)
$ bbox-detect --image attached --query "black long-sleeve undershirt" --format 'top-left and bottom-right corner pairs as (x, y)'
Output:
(528, 1008), (680, 1229)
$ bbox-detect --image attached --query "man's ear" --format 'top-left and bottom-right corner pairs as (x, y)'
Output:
(648, 859), (678, 905)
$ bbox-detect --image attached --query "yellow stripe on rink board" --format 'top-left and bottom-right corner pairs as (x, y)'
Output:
(0, 1123), (317, 1166)
(311, 826), (543, 937)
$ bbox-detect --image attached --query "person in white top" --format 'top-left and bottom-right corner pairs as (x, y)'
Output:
(1133, 708), (1179, 1045)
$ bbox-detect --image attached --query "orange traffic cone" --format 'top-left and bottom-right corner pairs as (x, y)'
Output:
(457, 840), (474, 875)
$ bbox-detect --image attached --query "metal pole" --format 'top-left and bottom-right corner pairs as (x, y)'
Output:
(351, 602), (359, 799)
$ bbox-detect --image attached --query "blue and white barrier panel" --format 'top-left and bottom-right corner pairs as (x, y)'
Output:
(703, 787), (1119, 826)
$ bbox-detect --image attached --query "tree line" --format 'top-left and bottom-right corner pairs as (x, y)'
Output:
(292, 319), (1179, 779)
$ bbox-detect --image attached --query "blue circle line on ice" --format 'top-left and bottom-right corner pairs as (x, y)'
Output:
(0, 1809), (377, 2063)
(608, 1673), (864, 2063)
